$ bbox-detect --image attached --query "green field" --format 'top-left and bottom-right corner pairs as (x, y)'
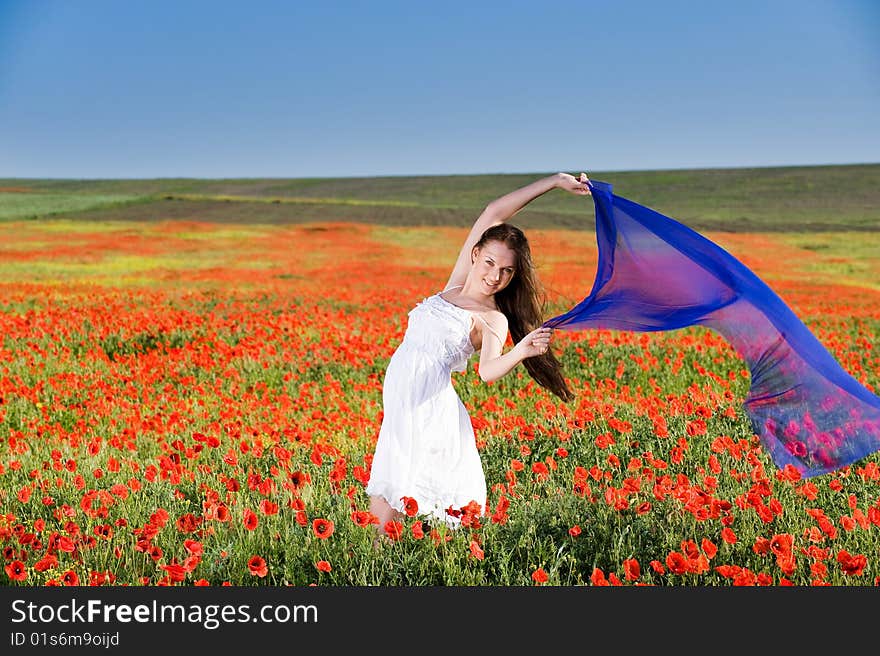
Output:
(2, 162), (878, 231)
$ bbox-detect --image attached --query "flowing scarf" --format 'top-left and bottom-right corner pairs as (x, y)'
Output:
(544, 179), (880, 478)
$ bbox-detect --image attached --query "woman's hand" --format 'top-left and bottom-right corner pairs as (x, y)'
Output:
(556, 172), (591, 196)
(516, 326), (555, 359)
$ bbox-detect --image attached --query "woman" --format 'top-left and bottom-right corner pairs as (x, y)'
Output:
(365, 172), (591, 535)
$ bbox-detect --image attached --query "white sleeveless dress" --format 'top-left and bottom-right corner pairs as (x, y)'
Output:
(365, 289), (488, 524)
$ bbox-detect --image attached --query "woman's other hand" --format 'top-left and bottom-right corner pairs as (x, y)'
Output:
(516, 326), (555, 359)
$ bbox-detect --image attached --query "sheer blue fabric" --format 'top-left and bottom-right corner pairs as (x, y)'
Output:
(544, 180), (880, 478)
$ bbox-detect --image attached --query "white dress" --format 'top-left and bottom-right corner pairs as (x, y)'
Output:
(365, 289), (488, 524)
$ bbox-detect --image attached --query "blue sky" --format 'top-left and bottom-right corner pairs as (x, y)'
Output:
(1, 0), (877, 179)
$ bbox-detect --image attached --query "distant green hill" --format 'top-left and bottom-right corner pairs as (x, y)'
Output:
(1, 163), (878, 231)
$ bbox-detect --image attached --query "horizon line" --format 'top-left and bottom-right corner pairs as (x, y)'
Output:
(1, 161), (878, 182)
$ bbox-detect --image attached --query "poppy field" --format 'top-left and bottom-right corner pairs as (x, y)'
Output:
(1, 204), (879, 586)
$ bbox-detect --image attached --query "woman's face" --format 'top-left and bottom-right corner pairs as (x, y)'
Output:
(472, 240), (516, 295)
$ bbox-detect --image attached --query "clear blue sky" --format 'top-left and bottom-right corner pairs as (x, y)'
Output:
(1, 0), (877, 179)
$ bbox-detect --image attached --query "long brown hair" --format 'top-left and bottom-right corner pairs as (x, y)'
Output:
(474, 224), (573, 402)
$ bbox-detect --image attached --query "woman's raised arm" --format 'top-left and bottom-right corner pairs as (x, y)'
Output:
(444, 172), (590, 291)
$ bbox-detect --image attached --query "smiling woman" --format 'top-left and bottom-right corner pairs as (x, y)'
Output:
(364, 172), (590, 537)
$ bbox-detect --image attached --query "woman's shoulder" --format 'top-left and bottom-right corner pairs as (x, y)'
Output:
(476, 307), (508, 331)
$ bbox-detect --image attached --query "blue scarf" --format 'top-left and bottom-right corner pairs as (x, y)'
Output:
(545, 179), (880, 478)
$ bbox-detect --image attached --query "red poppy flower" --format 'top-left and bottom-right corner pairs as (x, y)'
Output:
(665, 551), (688, 575)
(720, 527), (737, 544)
(770, 533), (793, 556)
(532, 462), (549, 481)
(531, 568), (549, 584)
(243, 509), (258, 531)
(837, 550), (867, 577)
(701, 538), (718, 559)
(411, 522), (425, 540)
(469, 540), (484, 560)
(34, 554), (58, 573)
(248, 556), (268, 578)
(61, 570), (80, 586)
(161, 562), (187, 583)
(383, 521), (403, 541)
(401, 496), (419, 517)
(568, 525), (582, 537)
(312, 518), (334, 540)
(315, 560), (332, 573)
(5, 560), (27, 582)
(590, 568), (609, 586)
(184, 539), (203, 555)
(351, 510), (379, 527)
(623, 558), (640, 581)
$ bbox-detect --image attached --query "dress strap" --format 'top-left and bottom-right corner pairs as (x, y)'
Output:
(473, 313), (504, 346)
(441, 284), (464, 292)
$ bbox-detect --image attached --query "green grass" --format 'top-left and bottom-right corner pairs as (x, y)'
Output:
(0, 192), (144, 221)
(2, 162), (878, 231)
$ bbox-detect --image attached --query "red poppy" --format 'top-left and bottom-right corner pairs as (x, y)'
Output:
(531, 568), (549, 584)
(568, 525), (582, 537)
(411, 522), (425, 540)
(248, 556), (268, 578)
(351, 510), (379, 527)
(312, 518), (334, 540)
(720, 527), (737, 544)
(837, 550), (867, 577)
(665, 551), (688, 575)
(161, 562), (187, 583)
(701, 538), (718, 559)
(34, 554), (58, 572)
(686, 419), (707, 436)
(61, 570), (80, 586)
(383, 521), (403, 541)
(469, 540), (484, 560)
(184, 539), (203, 555)
(259, 500), (279, 516)
(243, 509), (258, 531)
(590, 568), (609, 586)
(315, 560), (332, 573)
(732, 569), (757, 586)
(5, 560), (27, 582)
(532, 462), (549, 481)
(770, 533), (793, 556)
(623, 558), (640, 581)
(401, 496), (419, 517)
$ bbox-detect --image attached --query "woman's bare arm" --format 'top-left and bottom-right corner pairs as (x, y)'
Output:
(444, 172), (590, 291)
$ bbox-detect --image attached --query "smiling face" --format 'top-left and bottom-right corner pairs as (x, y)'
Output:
(471, 240), (517, 296)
